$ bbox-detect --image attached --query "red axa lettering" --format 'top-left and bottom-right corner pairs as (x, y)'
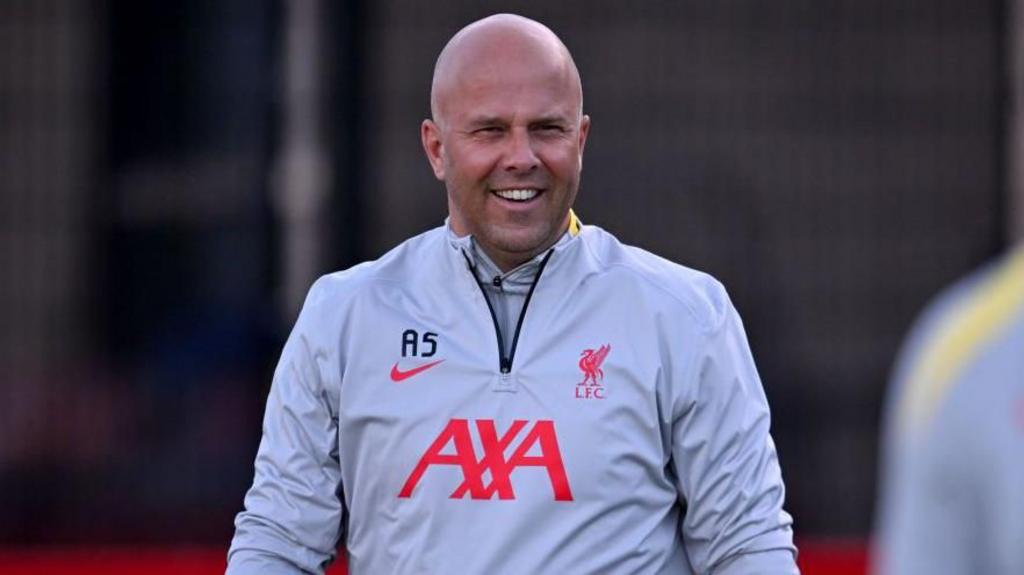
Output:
(398, 419), (573, 501)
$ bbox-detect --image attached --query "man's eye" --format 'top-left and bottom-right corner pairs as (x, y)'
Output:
(474, 127), (503, 134)
(537, 124), (565, 133)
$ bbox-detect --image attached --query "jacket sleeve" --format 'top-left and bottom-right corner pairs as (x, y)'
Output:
(227, 283), (345, 575)
(670, 295), (798, 574)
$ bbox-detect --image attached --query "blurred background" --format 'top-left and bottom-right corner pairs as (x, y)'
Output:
(1, 0), (1020, 573)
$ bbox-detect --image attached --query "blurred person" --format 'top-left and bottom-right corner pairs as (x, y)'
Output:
(228, 13), (797, 575)
(875, 245), (1024, 574)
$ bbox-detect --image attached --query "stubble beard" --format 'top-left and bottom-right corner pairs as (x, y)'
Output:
(478, 194), (574, 268)
(448, 176), (577, 269)
(480, 218), (556, 263)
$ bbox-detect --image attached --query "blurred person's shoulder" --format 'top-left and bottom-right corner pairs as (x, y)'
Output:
(579, 224), (734, 335)
(891, 244), (1024, 438)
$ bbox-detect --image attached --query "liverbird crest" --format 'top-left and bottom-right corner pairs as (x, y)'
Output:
(578, 344), (611, 386)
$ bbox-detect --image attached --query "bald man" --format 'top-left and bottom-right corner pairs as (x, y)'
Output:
(228, 14), (798, 575)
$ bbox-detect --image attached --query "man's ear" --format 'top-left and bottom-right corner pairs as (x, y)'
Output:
(577, 114), (591, 169)
(421, 119), (446, 180)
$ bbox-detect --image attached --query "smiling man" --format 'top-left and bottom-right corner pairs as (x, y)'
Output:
(422, 15), (589, 272)
(228, 14), (798, 575)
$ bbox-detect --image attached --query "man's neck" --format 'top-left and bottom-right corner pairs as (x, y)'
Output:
(447, 211), (579, 272)
(478, 243), (550, 274)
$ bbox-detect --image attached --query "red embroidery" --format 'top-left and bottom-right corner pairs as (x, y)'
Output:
(399, 419), (573, 501)
(578, 344), (611, 386)
(389, 359), (445, 382)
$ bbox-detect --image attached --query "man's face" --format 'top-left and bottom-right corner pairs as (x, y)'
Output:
(422, 45), (589, 271)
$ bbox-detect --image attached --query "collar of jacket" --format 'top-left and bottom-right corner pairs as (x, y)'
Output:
(445, 209), (583, 273)
(440, 210), (597, 326)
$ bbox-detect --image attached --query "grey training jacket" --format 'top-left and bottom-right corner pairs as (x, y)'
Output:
(228, 222), (798, 574)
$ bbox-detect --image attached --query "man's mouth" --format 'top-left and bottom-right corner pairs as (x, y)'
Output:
(492, 188), (541, 202)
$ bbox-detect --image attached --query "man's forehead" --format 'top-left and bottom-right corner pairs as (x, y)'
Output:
(460, 111), (575, 127)
(439, 71), (580, 127)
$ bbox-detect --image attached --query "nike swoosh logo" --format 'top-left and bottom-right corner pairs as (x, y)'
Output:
(390, 359), (445, 382)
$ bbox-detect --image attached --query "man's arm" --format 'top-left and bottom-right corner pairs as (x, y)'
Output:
(670, 293), (798, 574)
(228, 282), (344, 574)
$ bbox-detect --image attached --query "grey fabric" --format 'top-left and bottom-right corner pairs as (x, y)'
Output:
(876, 246), (1024, 575)
(228, 223), (797, 574)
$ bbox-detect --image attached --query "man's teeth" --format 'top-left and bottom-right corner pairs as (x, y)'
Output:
(493, 189), (539, 201)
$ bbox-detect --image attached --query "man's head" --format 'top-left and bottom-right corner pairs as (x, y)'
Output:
(422, 14), (590, 271)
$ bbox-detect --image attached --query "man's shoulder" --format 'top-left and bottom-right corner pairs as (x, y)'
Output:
(306, 226), (447, 304)
(580, 225), (732, 334)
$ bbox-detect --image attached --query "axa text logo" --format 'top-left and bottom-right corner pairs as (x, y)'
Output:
(398, 419), (573, 501)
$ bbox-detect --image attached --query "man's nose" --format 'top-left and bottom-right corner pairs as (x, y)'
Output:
(502, 128), (539, 172)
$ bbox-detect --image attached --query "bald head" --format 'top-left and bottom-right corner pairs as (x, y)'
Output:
(430, 14), (583, 126)
(420, 14), (590, 271)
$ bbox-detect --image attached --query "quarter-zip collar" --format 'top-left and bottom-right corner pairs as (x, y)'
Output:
(445, 213), (582, 375)
(468, 237), (563, 295)
(445, 210), (583, 285)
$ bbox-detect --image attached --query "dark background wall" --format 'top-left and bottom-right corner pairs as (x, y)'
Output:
(0, 0), (1007, 545)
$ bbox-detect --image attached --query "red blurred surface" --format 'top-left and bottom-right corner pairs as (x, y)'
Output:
(797, 538), (870, 575)
(0, 547), (348, 575)
(0, 539), (866, 574)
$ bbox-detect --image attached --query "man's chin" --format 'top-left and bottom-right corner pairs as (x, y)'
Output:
(480, 228), (560, 262)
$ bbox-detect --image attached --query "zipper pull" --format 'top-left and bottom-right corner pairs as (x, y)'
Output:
(495, 359), (515, 392)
